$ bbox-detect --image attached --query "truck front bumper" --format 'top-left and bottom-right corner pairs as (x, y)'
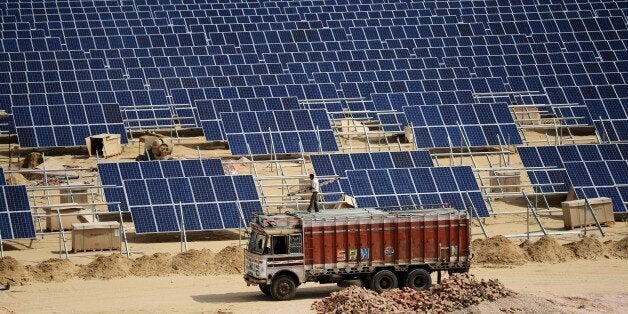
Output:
(244, 274), (268, 286)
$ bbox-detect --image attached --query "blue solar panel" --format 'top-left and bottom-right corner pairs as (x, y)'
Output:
(12, 103), (128, 148)
(404, 103), (522, 148)
(221, 109), (338, 155)
(565, 160), (628, 213)
(518, 146), (568, 194)
(0, 168), (5, 185)
(98, 159), (224, 212)
(519, 144), (628, 195)
(127, 175), (262, 234)
(346, 166), (489, 217)
(311, 150), (433, 200)
(0, 185), (36, 240)
(196, 97), (301, 141)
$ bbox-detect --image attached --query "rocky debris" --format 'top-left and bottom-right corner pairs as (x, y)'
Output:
(472, 236), (528, 265)
(0, 257), (30, 285)
(312, 274), (515, 313)
(26, 258), (78, 282)
(311, 286), (402, 313)
(522, 237), (574, 263)
(564, 237), (606, 260)
(606, 236), (628, 259)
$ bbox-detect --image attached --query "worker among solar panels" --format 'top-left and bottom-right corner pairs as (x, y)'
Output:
(308, 173), (320, 213)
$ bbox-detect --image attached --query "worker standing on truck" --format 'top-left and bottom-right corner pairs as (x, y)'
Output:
(308, 173), (320, 212)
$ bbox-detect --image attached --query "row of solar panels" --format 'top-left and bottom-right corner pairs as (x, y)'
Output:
(94, 151), (489, 236)
(0, 0), (625, 148)
(0, 167), (36, 241)
(4, 142), (626, 241)
(519, 143), (628, 212)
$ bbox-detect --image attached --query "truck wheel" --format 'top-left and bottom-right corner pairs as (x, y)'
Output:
(370, 270), (398, 293)
(404, 269), (432, 291)
(270, 275), (297, 301)
(259, 284), (271, 296)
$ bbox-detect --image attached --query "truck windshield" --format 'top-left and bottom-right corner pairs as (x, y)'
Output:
(248, 232), (267, 255)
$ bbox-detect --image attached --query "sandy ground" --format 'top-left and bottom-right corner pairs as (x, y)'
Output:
(1, 257), (626, 313)
(1, 133), (627, 313)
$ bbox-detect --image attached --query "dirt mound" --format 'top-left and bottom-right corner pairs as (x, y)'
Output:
(130, 253), (173, 277)
(214, 246), (245, 275)
(471, 236), (528, 265)
(564, 237), (606, 260)
(78, 254), (132, 280)
(171, 249), (216, 276)
(522, 237), (574, 263)
(311, 274), (515, 313)
(27, 258), (78, 282)
(0, 256), (29, 285)
(606, 237), (628, 259)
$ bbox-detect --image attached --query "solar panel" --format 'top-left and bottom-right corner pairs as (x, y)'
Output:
(589, 98), (628, 142)
(564, 160), (628, 213)
(519, 144), (628, 194)
(311, 150), (433, 200)
(346, 166), (489, 217)
(596, 119), (628, 143)
(0, 185), (36, 240)
(404, 103), (522, 148)
(12, 103), (128, 148)
(127, 175), (262, 234)
(195, 97), (301, 141)
(221, 109), (338, 155)
(98, 159), (224, 212)
(0, 168), (5, 185)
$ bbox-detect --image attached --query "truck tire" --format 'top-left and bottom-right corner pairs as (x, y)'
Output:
(259, 284), (271, 296)
(370, 270), (398, 293)
(404, 269), (432, 291)
(270, 275), (297, 301)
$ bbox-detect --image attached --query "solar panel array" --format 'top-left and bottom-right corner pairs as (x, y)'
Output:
(0, 185), (36, 240)
(347, 166), (490, 217)
(197, 97), (301, 141)
(98, 159), (262, 233)
(13, 103), (128, 147)
(519, 144), (628, 212)
(311, 150), (433, 200)
(98, 159), (224, 212)
(1, 0), (625, 149)
(404, 102), (522, 148)
(565, 160), (628, 213)
(221, 109), (338, 155)
(126, 175), (262, 234)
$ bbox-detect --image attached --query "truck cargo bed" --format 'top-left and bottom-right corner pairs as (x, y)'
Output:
(299, 209), (470, 273)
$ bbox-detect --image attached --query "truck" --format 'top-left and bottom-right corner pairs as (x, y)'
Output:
(243, 208), (471, 300)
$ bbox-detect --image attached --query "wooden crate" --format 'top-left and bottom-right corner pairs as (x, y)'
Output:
(72, 222), (121, 252)
(489, 170), (521, 193)
(44, 205), (89, 231)
(59, 187), (89, 204)
(561, 197), (614, 229)
(85, 134), (122, 158)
